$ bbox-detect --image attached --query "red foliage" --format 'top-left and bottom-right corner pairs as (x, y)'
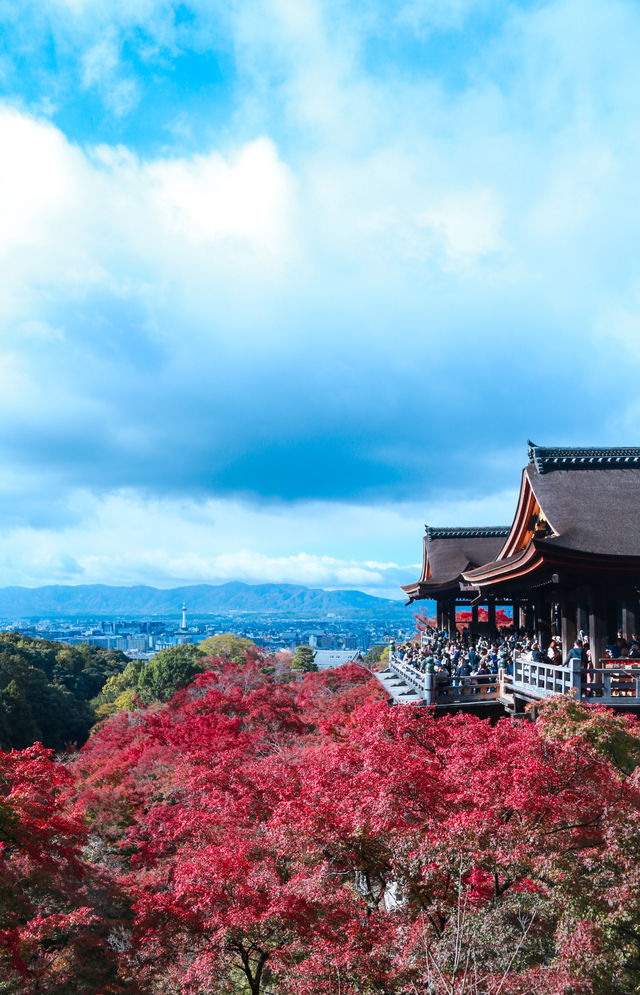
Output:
(455, 607), (513, 627)
(0, 745), (124, 992)
(414, 606), (513, 632)
(9, 654), (640, 994)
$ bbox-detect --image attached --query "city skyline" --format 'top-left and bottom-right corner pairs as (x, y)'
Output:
(1, 1), (640, 597)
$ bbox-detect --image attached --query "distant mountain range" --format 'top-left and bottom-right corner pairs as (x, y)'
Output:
(0, 582), (418, 619)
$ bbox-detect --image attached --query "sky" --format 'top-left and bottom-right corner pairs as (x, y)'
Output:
(0, 0), (640, 598)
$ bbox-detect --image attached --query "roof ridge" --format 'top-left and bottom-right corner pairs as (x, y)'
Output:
(425, 526), (511, 539)
(527, 442), (640, 474)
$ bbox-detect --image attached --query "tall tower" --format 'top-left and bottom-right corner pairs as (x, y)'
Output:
(176, 602), (189, 645)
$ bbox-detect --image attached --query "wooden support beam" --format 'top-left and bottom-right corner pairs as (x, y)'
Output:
(577, 601), (588, 639)
(487, 597), (496, 635)
(517, 602), (527, 630)
(588, 588), (608, 667)
(607, 599), (619, 645)
(449, 599), (457, 635)
(560, 591), (577, 659)
(534, 596), (546, 648)
(525, 602), (535, 633)
(622, 600), (637, 641)
(471, 604), (478, 632)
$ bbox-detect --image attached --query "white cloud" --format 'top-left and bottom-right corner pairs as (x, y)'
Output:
(0, 484), (521, 592)
(420, 189), (505, 271)
(397, 0), (490, 34)
(146, 137), (295, 251)
(82, 34), (139, 116)
(2, 0), (640, 591)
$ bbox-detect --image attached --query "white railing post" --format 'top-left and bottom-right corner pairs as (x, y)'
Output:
(424, 669), (435, 706)
(568, 657), (582, 698)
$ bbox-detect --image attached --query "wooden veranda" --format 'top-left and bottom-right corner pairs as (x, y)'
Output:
(376, 648), (640, 716)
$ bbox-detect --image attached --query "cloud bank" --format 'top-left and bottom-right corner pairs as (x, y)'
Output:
(0, 0), (639, 589)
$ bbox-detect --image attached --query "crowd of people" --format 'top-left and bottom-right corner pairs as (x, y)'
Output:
(394, 626), (513, 687)
(393, 624), (640, 689)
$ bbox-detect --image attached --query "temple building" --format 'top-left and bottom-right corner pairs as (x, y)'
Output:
(401, 526), (510, 631)
(404, 444), (640, 662)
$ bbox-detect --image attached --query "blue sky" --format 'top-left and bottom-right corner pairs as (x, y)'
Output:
(0, 0), (640, 597)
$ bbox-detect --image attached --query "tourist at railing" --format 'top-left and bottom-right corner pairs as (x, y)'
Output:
(525, 640), (546, 663)
(547, 638), (562, 664)
(564, 639), (586, 666)
(394, 622), (640, 707)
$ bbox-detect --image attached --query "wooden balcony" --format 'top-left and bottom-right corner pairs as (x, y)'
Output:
(375, 649), (640, 714)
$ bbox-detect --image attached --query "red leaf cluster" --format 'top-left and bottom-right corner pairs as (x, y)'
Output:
(5, 656), (640, 994)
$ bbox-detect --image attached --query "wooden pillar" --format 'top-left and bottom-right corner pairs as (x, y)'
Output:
(487, 597), (496, 635)
(471, 604), (478, 632)
(441, 600), (450, 634)
(607, 600), (618, 644)
(534, 596), (545, 648)
(436, 601), (444, 630)
(560, 591), (577, 660)
(517, 602), (527, 630)
(577, 601), (588, 638)
(622, 600), (638, 640)
(525, 602), (535, 634)
(449, 599), (457, 636)
(588, 588), (607, 668)
(550, 594), (560, 638)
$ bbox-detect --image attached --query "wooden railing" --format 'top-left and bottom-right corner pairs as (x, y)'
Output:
(508, 654), (579, 697)
(435, 673), (501, 703)
(588, 662), (640, 703)
(388, 650), (500, 705)
(509, 654), (640, 704)
(389, 649), (640, 708)
(388, 654), (430, 697)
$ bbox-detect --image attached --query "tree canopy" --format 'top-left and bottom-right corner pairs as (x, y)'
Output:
(291, 645), (317, 672)
(5, 654), (640, 993)
(0, 633), (128, 751)
(199, 633), (257, 663)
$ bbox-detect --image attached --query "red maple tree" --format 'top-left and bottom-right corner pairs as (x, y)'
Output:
(5, 652), (640, 993)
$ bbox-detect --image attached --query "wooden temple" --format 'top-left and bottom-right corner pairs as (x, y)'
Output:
(462, 443), (640, 660)
(380, 443), (640, 714)
(401, 526), (511, 632)
(402, 443), (640, 652)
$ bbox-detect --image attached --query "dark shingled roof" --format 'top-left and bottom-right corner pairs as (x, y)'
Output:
(528, 441), (640, 474)
(401, 527), (510, 598)
(526, 461), (640, 557)
(426, 526), (512, 541)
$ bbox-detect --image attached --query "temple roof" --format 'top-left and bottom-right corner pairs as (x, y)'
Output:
(401, 526), (510, 601)
(528, 441), (640, 474)
(425, 526), (512, 540)
(464, 444), (640, 588)
(523, 462), (640, 557)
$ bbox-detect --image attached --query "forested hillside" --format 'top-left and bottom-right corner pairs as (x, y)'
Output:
(3, 653), (640, 993)
(0, 633), (128, 750)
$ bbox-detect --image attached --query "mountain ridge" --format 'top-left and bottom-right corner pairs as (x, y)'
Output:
(0, 582), (415, 618)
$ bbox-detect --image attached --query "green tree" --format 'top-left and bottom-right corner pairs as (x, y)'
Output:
(291, 645), (317, 672)
(137, 644), (204, 704)
(0, 680), (38, 749)
(364, 644), (386, 666)
(93, 658), (145, 709)
(199, 633), (257, 663)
